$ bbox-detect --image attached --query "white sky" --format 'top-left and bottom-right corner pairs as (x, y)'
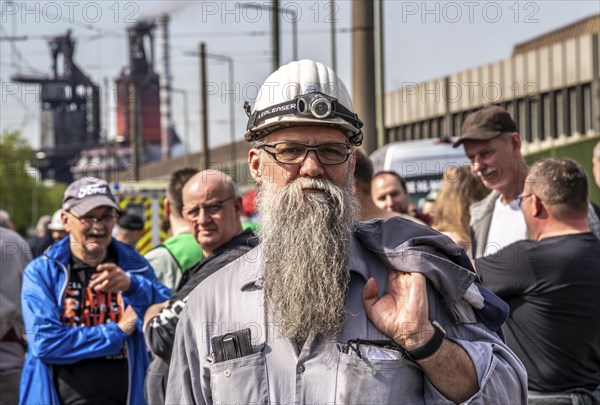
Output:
(1, 0), (599, 152)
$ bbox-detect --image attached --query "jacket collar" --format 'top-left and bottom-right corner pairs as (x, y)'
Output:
(43, 236), (73, 266)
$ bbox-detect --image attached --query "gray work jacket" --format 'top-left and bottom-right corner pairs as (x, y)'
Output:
(166, 217), (527, 404)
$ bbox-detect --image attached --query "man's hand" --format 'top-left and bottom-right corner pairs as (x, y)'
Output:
(89, 263), (131, 292)
(362, 270), (479, 402)
(362, 271), (434, 350)
(118, 305), (138, 336)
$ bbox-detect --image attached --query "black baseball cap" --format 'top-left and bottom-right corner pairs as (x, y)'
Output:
(118, 214), (144, 230)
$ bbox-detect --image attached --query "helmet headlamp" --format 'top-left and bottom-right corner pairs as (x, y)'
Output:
(244, 92), (363, 145)
(296, 94), (333, 119)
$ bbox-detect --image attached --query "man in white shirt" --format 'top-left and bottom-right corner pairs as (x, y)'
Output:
(455, 106), (600, 258)
(454, 106), (530, 258)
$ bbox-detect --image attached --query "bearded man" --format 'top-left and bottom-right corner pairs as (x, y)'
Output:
(166, 60), (526, 404)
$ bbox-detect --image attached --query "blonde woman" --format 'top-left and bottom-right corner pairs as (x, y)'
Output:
(433, 165), (490, 253)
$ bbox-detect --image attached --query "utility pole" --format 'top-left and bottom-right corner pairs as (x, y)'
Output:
(287, 6), (298, 61)
(226, 58), (236, 172)
(376, 0), (386, 148)
(103, 77), (111, 182)
(8, 0), (20, 72)
(237, 2), (301, 68)
(207, 55), (237, 173)
(199, 42), (210, 169)
(129, 82), (140, 181)
(158, 14), (174, 161)
(272, 0), (280, 70)
(185, 50), (237, 173)
(172, 88), (190, 167)
(352, 0), (377, 154)
(330, 0), (337, 72)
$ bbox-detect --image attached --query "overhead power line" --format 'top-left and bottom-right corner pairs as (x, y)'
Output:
(170, 26), (353, 39)
(0, 25), (45, 74)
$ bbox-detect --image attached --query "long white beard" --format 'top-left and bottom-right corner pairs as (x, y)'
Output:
(256, 170), (358, 342)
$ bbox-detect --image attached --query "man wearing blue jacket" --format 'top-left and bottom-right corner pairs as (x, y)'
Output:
(20, 177), (170, 405)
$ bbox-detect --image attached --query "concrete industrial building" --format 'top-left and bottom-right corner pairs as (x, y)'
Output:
(384, 15), (599, 155)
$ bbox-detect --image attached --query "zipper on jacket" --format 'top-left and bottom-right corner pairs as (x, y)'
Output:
(126, 342), (132, 404)
(55, 259), (70, 310)
(47, 257), (69, 405)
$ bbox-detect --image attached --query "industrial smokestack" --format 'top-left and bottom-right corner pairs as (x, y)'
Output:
(158, 14), (173, 160)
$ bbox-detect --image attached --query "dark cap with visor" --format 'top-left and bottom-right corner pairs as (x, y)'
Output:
(118, 214), (144, 230)
(453, 106), (518, 147)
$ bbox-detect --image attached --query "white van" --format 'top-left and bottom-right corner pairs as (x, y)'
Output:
(369, 138), (470, 203)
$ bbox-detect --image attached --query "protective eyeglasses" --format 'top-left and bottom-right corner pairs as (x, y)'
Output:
(516, 193), (536, 207)
(258, 142), (353, 165)
(183, 196), (234, 221)
(68, 211), (119, 226)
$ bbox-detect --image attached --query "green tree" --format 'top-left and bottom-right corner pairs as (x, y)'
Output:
(0, 130), (66, 236)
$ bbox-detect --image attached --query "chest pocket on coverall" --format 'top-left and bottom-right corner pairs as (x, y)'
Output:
(335, 349), (423, 404)
(209, 351), (269, 404)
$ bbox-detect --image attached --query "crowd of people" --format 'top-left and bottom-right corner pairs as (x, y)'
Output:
(1, 59), (599, 405)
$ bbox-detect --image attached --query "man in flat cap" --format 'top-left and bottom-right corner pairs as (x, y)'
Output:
(454, 106), (599, 258)
(20, 177), (170, 405)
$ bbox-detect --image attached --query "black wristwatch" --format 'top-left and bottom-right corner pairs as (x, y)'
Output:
(404, 320), (446, 361)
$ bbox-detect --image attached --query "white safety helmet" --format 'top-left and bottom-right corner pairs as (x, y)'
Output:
(47, 209), (64, 231)
(244, 59), (363, 145)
